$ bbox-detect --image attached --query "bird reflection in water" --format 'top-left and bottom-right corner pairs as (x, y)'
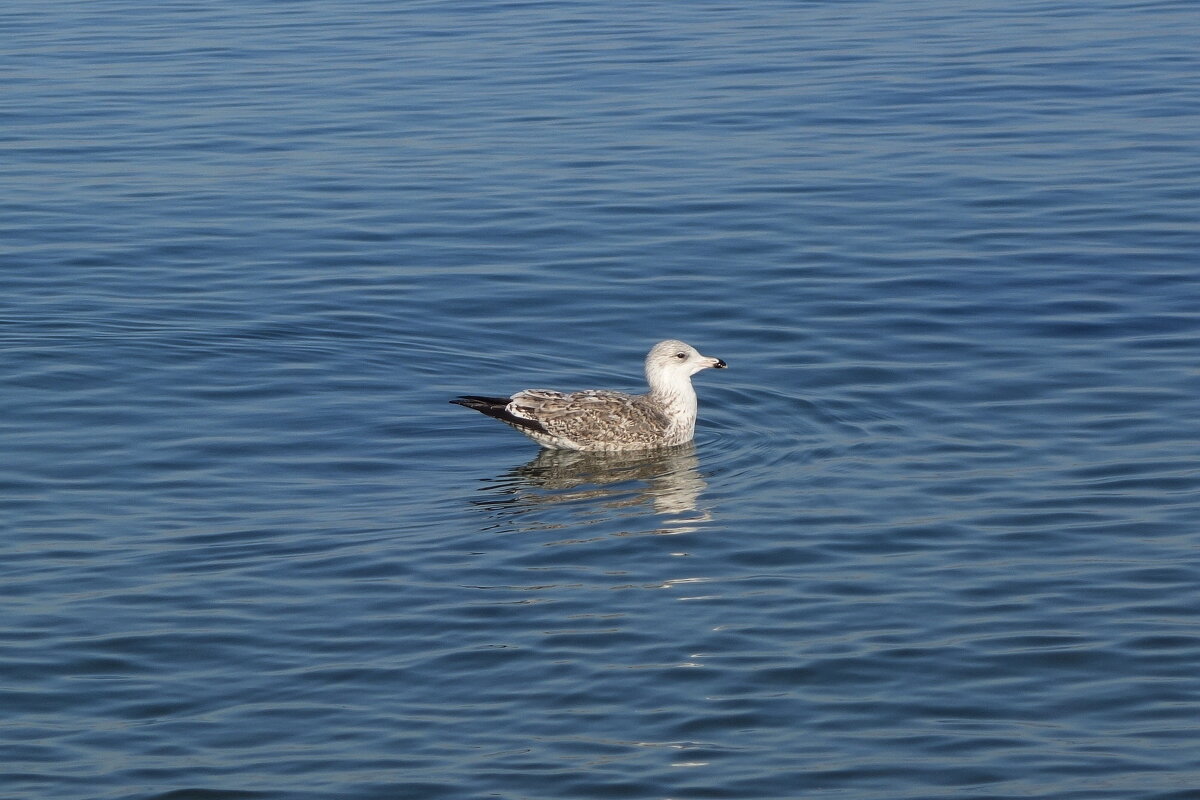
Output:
(471, 442), (713, 535)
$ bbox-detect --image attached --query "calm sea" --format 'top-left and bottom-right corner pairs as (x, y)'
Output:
(4, 1), (1200, 798)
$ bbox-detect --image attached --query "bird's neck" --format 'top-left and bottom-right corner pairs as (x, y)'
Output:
(648, 372), (698, 419)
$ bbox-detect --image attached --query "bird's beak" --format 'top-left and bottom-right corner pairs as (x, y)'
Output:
(710, 357), (727, 369)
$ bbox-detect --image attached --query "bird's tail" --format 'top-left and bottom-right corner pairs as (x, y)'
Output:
(450, 395), (548, 434)
(450, 395), (512, 413)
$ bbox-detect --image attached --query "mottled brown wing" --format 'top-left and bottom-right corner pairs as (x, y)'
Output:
(510, 389), (670, 446)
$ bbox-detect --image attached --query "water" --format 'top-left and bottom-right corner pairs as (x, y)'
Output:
(4, 1), (1200, 798)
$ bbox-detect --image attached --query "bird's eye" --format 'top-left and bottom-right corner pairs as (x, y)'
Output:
(675, 352), (687, 359)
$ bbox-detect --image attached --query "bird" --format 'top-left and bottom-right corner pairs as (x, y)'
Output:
(450, 340), (727, 451)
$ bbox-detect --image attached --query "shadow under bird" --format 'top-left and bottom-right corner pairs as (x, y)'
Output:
(450, 340), (727, 452)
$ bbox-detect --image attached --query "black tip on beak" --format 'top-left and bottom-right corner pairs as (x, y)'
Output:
(713, 359), (727, 369)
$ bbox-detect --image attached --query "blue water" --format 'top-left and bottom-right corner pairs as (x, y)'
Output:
(4, 1), (1200, 798)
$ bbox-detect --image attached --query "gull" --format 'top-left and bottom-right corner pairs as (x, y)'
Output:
(450, 340), (727, 451)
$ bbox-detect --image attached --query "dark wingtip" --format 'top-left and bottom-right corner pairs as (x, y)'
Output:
(449, 394), (549, 435)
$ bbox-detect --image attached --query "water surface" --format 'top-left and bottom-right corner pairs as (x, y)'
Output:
(4, 1), (1200, 798)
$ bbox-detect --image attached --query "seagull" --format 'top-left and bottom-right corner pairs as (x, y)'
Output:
(450, 340), (727, 451)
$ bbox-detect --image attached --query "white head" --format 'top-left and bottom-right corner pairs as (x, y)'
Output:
(644, 339), (727, 394)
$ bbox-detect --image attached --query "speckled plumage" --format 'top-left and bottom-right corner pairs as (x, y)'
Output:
(451, 340), (727, 451)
